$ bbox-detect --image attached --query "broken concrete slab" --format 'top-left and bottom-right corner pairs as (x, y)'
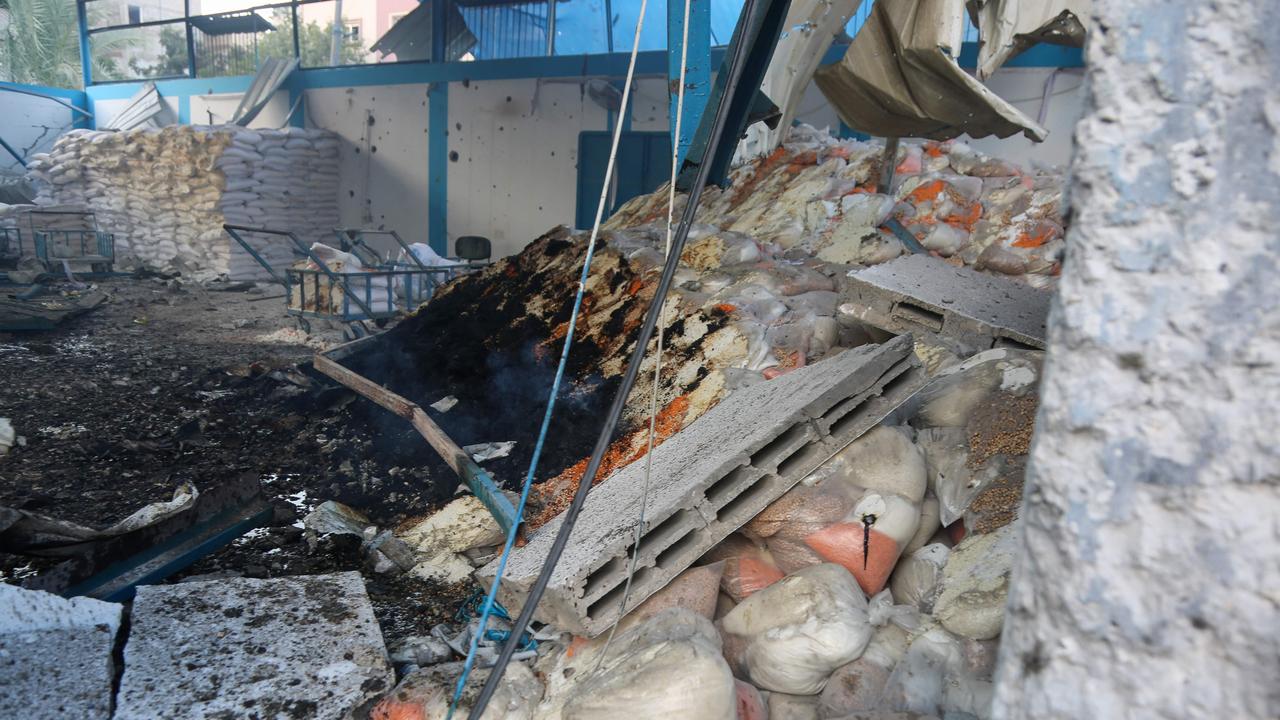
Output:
(114, 571), (392, 720)
(480, 336), (926, 636)
(0, 584), (123, 720)
(842, 254), (1051, 354)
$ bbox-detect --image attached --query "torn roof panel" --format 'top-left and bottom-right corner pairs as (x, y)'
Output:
(813, 0), (1047, 142)
(967, 0), (1089, 80)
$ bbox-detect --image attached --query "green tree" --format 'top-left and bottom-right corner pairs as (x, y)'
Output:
(0, 0), (133, 88)
(142, 8), (366, 80)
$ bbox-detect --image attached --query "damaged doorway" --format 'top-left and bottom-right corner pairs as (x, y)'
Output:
(575, 131), (672, 230)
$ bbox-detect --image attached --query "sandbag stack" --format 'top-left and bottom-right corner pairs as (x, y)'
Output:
(24, 125), (339, 280)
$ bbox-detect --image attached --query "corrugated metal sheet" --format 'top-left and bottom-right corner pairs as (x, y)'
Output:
(231, 57), (299, 127)
(104, 82), (164, 131)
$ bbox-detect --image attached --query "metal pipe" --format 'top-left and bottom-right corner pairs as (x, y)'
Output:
(2, 82), (95, 120)
(76, 0), (92, 87)
(185, 0), (197, 77)
(546, 0), (556, 56)
(330, 0), (344, 66)
(876, 136), (899, 193)
(0, 134), (28, 167)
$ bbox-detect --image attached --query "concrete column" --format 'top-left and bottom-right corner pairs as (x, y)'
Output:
(991, 2), (1280, 718)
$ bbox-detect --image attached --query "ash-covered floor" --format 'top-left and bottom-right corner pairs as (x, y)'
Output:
(0, 275), (471, 643)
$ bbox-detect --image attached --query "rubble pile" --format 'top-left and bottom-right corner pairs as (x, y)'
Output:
(608, 126), (1066, 289)
(18, 125), (340, 279)
(341, 224), (878, 525)
(373, 348), (1042, 718)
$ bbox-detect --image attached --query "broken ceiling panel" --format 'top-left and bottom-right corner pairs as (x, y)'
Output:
(370, 0), (478, 63)
(739, 0), (866, 159)
(813, 0), (1047, 142)
(967, 0), (1089, 80)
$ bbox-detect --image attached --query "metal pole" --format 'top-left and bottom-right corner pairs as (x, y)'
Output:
(604, 0), (614, 53)
(184, 0), (196, 77)
(667, 0), (710, 167)
(291, 2), (301, 61)
(876, 136), (899, 193)
(431, 0), (447, 62)
(330, 0), (344, 65)
(546, 0), (556, 56)
(76, 0), (92, 88)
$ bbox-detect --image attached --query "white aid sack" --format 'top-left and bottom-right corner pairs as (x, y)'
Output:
(560, 608), (736, 720)
(817, 425), (927, 503)
(719, 563), (873, 695)
(888, 543), (950, 614)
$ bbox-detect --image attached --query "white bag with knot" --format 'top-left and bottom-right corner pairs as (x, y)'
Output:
(719, 563), (873, 695)
(556, 608), (736, 720)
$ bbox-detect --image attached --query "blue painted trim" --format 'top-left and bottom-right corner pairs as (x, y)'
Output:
(669, 0), (711, 167)
(428, 82), (448, 256)
(957, 41), (1084, 69)
(178, 95), (191, 124)
(86, 75), (254, 100)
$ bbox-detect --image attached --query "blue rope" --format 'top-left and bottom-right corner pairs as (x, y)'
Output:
(445, 223), (614, 717)
(447, 4), (651, 710)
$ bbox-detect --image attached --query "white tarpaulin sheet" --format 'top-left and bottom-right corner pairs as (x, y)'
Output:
(967, 0), (1089, 79)
(814, 0), (1047, 142)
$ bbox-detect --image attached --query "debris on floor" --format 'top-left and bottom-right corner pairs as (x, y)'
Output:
(0, 287), (106, 331)
(0, 125), (1054, 718)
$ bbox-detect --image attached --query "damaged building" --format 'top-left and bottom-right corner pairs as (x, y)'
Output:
(0, 0), (1275, 718)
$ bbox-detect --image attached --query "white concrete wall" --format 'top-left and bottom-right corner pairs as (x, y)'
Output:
(445, 76), (669, 260)
(0, 93), (79, 178)
(189, 90), (289, 127)
(963, 66), (1084, 169)
(304, 83), (433, 252)
(992, 1), (1280, 717)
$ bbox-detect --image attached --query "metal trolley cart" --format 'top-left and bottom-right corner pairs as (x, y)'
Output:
(28, 209), (115, 272)
(223, 224), (449, 339)
(331, 226), (486, 302)
(0, 228), (21, 265)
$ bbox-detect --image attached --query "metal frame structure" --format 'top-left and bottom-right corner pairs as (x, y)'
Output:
(26, 209), (116, 272)
(224, 224), (466, 335)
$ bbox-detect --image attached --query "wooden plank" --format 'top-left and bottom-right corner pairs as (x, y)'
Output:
(311, 353), (518, 534)
(321, 332), (383, 363)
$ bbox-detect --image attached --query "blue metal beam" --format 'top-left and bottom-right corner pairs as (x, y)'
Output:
(429, 82), (449, 255)
(76, 0), (92, 89)
(668, 0), (711, 167)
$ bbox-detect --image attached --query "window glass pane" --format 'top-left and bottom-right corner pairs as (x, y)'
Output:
(192, 7), (295, 77)
(86, 0), (185, 29)
(552, 0), (609, 55)
(453, 1), (549, 61)
(89, 21), (189, 81)
(607, 0), (666, 53)
(296, 0), (374, 66)
(0, 0), (87, 88)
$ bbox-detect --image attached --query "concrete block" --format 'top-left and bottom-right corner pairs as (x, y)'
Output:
(480, 336), (926, 636)
(843, 254), (1051, 353)
(114, 572), (393, 720)
(0, 585), (123, 720)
